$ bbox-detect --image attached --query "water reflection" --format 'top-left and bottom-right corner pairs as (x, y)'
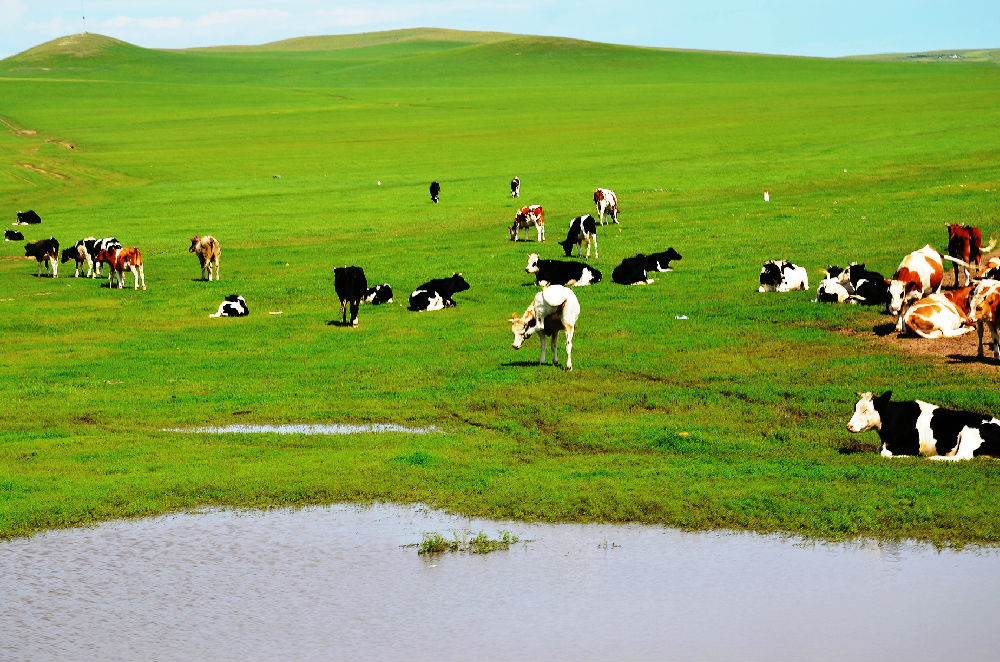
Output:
(1, 503), (997, 662)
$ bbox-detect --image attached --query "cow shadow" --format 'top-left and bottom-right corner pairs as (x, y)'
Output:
(326, 320), (355, 327)
(946, 353), (998, 366)
(501, 360), (560, 368)
(837, 445), (869, 455)
(872, 322), (898, 337)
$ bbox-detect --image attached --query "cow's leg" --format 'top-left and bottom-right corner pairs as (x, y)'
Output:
(350, 299), (360, 328)
(137, 265), (146, 290)
(564, 325), (574, 371)
(538, 333), (547, 365)
(550, 331), (560, 366)
(992, 322), (1000, 359)
(49, 256), (58, 278)
(214, 258), (220, 282)
(340, 300), (347, 324)
(538, 224), (545, 242)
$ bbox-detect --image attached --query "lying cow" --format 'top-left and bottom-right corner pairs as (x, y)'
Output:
(969, 279), (1000, 359)
(758, 260), (808, 292)
(365, 283), (393, 305)
(24, 237), (59, 277)
(334, 265), (367, 327)
(848, 390), (1000, 460)
(4, 229), (24, 241)
(509, 284), (580, 371)
(429, 181), (441, 204)
(510, 177), (520, 198)
(901, 285), (975, 338)
(210, 294), (249, 318)
(14, 210), (40, 225)
(816, 263), (886, 304)
(190, 235), (221, 281)
(409, 273), (470, 311)
(96, 247), (146, 290)
(888, 245), (970, 331)
(977, 257), (1000, 280)
(593, 188), (619, 225)
(558, 214), (598, 259)
(510, 205), (545, 242)
(525, 253), (601, 287)
(60, 237), (97, 277)
(947, 223), (995, 287)
(87, 237), (121, 278)
(645, 249), (682, 272)
(612, 255), (653, 285)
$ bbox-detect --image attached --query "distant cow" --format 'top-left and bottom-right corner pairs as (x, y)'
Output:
(210, 295), (249, 318)
(4, 229), (24, 241)
(509, 284), (580, 371)
(848, 390), (1000, 460)
(96, 247), (146, 290)
(593, 188), (618, 225)
(189, 235), (221, 281)
(409, 273), (470, 311)
(612, 255), (653, 285)
(365, 284), (393, 305)
(24, 238), (59, 277)
(87, 237), (121, 278)
(430, 181), (441, 203)
(525, 253), (601, 287)
(334, 266), (367, 327)
(14, 210), (40, 225)
(510, 205), (545, 242)
(510, 177), (520, 199)
(558, 214), (598, 259)
(60, 237), (97, 277)
(645, 249), (682, 272)
(758, 260), (808, 292)
(902, 286), (975, 339)
(969, 279), (1000, 359)
(947, 224), (995, 287)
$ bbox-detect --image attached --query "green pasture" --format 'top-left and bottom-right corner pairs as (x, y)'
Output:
(2, 31), (1000, 546)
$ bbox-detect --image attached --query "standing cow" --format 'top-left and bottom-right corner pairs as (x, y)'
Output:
(509, 284), (580, 371)
(510, 205), (545, 242)
(593, 188), (619, 225)
(61, 237), (97, 277)
(430, 181), (441, 203)
(969, 279), (1000, 360)
(96, 247), (146, 290)
(334, 265), (367, 327)
(24, 238), (59, 277)
(558, 214), (598, 259)
(189, 235), (221, 281)
(947, 224), (995, 287)
(510, 177), (520, 199)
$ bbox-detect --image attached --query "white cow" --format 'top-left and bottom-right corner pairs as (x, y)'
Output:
(509, 284), (580, 371)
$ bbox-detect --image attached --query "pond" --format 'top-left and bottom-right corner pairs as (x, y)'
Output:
(1, 502), (997, 661)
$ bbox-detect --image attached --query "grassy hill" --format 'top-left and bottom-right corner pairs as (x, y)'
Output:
(2, 31), (1000, 546)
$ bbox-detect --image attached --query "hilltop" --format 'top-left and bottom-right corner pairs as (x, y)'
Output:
(6, 33), (150, 62)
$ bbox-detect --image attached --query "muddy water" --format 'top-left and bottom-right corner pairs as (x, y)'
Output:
(2, 503), (997, 662)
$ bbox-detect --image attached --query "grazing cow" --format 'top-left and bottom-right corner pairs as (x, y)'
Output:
(847, 391), (1000, 460)
(593, 188), (619, 225)
(901, 286), (975, 338)
(509, 284), (580, 371)
(558, 214), (598, 259)
(612, 255), (653, 285)
(4, 229), (24, 241)
(96, 247), (146, 290)
(510, 177), (520, 198)
(408, 273), (470, 311)
(429, 181), (441, 203)
(645, 249), (682, 272)
(886, 245), (970, 331)
(189, 235), (221, 281)
(365, 284), (393, 305)
(86, 237), (121, 278)
(525, 253), (602, 287)
(24, 238), (59, 277)
(334, 266), (367, 327)
(210, 294), (249, 318)
(14, 210), (41, 225)
(510, 205), (545, 242)
(60, 237), (97, 277)
(758, 260), (808, 292)
(969, 279), (1000, 359)
(947, 224), (995, 287)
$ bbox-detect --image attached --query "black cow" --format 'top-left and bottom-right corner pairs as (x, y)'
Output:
(510, 176), (520, 199)
(210, 295), (249, 318)
(612, 254), (652, 285)
(645, 248), (682, 272)
(334, 266), (368, 327)
(845, 263), (889, 306)
(430, 181), (441, 203)
(24, 237), (59, 277)
(525, 253), (601, 287)
(848, 391), (1000, 460)
(365, 284), (393, 305)
(15, 210), (41, 225)
(61, 237), (97, 277)
(558, 214), (598, 259)
(4, 229), (24, 241)
(409, 273), (470, 311)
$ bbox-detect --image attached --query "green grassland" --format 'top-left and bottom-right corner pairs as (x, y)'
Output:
(2, 30), (1000, 546)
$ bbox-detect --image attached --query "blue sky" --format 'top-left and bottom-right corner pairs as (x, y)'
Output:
(2, 1), (998, 60)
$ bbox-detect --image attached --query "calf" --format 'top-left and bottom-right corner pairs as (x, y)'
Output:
(429, 181), (441, 203)
(96, 247), (146, 290)
(14, 210), (41, 225)
(848, 390), (1000, 460)
(210, 294), (249, 318)
(558, 214), (598, 259)
(334, 265), (367, 327)
(510, 205), (545, 242)
(612, 255), (653, 285)
(758, 260), (808, 292)
(510, 176), (520, 198)
(593, 188), (619, 225)
(408, 273), (470, 311)
(645, 249), (682, 272)
(509, 284), (580, 371)
(902, 286), (975, 338)
(4, 229), (24, 241)
(189, 235), (221, 281)
(60, 237), (97, 277)
(525, 253), (601, 287)
(969, 279), (1000, 359)
(888, 245), (970, 330)
(365, 284), (393, 305)
(947, 223), (995, 287)
(87, 237), (121, 278)
(24, 238), (59, 277)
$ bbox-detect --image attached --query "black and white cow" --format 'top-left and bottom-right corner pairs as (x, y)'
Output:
(409, 273), (470, 311)
(510, 176), (520, 199)
(525, 253), (601, 287)
(4, 229), (24, 241)
(645, 249), (682, 272)
(758, 260), (808, 292)
(365, 284), (393, 305)
(429, 181), (441, 203)
(611, 255), (652, 285)
(558, 214), (598, 259)
(209, 294), (249, 318)
(60, 237), (97, 277)
(84, 237), (121, 278)
(848, 391), (1000, 460)
(845, 263), (889, 306)
(14, 210), (41, 225)
(334, 265), (368, 327)
(24, 237), (59, 277)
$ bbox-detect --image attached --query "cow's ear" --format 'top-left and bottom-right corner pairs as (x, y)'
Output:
(878, 390), (893, 403)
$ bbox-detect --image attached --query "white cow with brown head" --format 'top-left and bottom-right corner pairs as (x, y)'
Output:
(189, 235), (221, 281)
(509, 284), (580, 370)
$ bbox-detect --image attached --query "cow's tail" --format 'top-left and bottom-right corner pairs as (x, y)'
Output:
(983, 237), (998, 255)
(942, 254), (973, 269)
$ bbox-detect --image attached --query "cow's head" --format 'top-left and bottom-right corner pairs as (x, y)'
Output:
(189, 236), (202, 253)
(525, 253), (540, 273)
(449, 273), (470, 293)
(559, 238), (575, 256)
(664, 247), (682, 262)
(887, 280), (922, 316)
(509, 310), (537, 349)
(847, 391), (890, 433)
(60, 247), (80, 263)
(758, 260), (783, 290)
(971, 280), (1000, 323)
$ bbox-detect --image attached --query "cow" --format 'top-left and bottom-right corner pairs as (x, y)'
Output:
(558, 214), (598, 259)
(209, 294), (249, 318)
(817, 272), (856, 303)
(510, 177), (520, 198)
(408, 273), (470, 311)
(86, 237), (121, 278)
(510, 205), (545, 242)
(645, 249), (682, 272)
(364, 284), (393, 305)
(847, 391), (1000, 460)
(24, 238), (59, 277)
(968, 279), (1000, 359)
(593, 188), (619, 225)
(430, 181), (441, 203)
(4, 229), (24, 241)
(844, 263), (890, 306)
(96, 247), (146, 290)
(189, 235), (221, 281)
(612, 255), (653, 285)
(758, 260), (808, 292)
(508, 284), (580, 371)
(887, 245), (970, 331)
(901, 286), (975, 338)
(977, 257), (1000, 280)
(334, 266), (367, 327)
(14, 210), (40, 225)
(60, 237), (97, 277)
(947, 224), (995, 287)
(525, 253), (602, 287)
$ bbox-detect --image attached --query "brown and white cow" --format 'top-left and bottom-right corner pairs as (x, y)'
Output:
(901, 285), (975, 339)
(508, 284), (580, 371)
(96, 247), (146, 290)
(969, 279), (1000, 359)
(887, 245), (965, 331)
(189, 235), (220, 281)
(510, 205), (545, 242)
(947, 224), (995, 287)
(593, 188), (619, 225)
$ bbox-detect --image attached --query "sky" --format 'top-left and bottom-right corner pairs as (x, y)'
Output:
(1, 0), (998, 60)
